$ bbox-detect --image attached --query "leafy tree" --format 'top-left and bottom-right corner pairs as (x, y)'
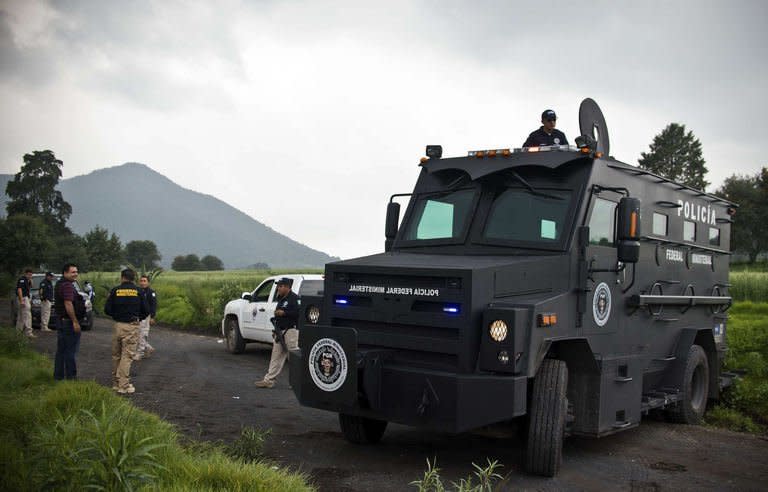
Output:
(84, 226), (124, 271)
(0, 214), (53, 274)
(200, 254), (224, 271)
(5, 150), (73, 230)
(172, 254), (201, 271)
(44, 233), (89, 273)
(638, 123), (709, 190)
(716, 167), (768, 263)
(125, 240), (161, 269)
(247, 262), (270, 270)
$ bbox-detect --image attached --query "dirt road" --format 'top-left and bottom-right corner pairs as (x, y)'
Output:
(13, 312), (768, 491)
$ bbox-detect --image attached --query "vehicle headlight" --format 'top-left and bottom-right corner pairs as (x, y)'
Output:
(306, 305), (320, 324)
(489, 319), (508, 342)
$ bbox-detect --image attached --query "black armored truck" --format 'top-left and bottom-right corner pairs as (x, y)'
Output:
(289, 99), (735, 476)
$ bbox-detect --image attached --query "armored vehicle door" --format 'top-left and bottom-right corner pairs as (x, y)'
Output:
(584, 193), (621, 336)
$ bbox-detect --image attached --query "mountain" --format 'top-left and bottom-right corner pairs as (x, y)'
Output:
(0, 163), (337, 269)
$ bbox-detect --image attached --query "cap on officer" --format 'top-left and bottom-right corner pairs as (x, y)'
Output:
(542, 109), (557, 121)
(45, 271), (54, 277)
(276, 277), (293, 287)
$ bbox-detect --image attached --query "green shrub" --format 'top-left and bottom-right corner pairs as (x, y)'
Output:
(705, 406), (763, 433)
(730, 272), (768, 302)
(226, 426), (271, 463)
(411, 458), (503, 492)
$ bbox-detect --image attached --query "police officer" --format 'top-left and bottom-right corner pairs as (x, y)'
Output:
(255, 277), (300, 388)
(135, 275), (157, 360)
(104, 268), (149, 394)
(523, 109), (569, 147)
(16, 268), (34, 338)
(39, 272), (55, 332)
(54, 263), (84, 380)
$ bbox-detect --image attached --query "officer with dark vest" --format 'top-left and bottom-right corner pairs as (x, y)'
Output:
(39, 272), (55, 332)
(255, 277), (300, 388)
(54, 263), (85, 380)
(104, 268), (149, 394)
(16, 268), (34, 337)
(523, 109), (569, 147)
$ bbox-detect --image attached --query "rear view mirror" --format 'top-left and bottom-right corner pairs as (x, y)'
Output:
(241, 292), (252, 301)
(617, 197), (641, 263)
(385, 201), (400, 252)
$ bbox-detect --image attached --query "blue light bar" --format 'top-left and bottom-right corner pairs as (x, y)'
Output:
(334, 296), (349, 305)
(443, 304), (460, 314)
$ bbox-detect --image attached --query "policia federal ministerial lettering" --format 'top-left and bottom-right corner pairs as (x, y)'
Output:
(105, 283), (149, 323)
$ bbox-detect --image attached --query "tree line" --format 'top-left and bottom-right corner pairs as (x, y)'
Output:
(0, 150), (224, 274)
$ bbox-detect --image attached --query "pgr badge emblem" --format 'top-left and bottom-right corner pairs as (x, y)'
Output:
(308, 338), (348, 392)
(592, 282), (611, 327)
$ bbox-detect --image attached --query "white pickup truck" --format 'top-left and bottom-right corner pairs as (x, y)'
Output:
(221, 274), (323, 353)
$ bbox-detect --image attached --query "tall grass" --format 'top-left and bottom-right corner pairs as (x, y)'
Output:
(0, 328), (312, 491)
(729, 272), (768, 302)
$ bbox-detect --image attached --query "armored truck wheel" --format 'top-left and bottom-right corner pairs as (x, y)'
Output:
(339, 413), (388, 444)
(525, 358), (568, 477)
(225, 317), (246, 354)
(666, 344), (709, 424)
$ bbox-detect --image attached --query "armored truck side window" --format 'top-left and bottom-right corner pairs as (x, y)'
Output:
(683, 220), (696, 242)
(299, 280), (323, 296)
(588, 198), (617, 246)
(482, 188), (571, 244)
(652, 212), (668, 236)
(404, 189), (475, 241)
(709, 227), (721, 246)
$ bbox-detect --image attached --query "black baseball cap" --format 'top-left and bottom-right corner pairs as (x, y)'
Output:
(542, 109), (557, 120)
(275, 277), (293, 286)
(45, 271), (54, 277)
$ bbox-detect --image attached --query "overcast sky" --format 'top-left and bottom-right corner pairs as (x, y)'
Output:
(1, 1), (766, 260)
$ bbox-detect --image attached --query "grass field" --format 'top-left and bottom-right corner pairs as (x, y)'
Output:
(0, 327), (312, 491)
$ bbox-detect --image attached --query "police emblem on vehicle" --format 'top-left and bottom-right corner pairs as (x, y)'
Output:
(592, 282), (612, 326)
(308, 338), (348, 392)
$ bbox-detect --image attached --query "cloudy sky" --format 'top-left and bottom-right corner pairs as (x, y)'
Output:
(1, 1), (766, 260)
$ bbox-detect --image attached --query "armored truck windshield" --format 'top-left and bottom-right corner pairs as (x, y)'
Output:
(396, 153), (590, 253)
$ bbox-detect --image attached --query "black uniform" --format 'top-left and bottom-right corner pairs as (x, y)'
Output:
(273, 291), (299, 331)
(140, 287), (157, 318)
(39, 278), (54, 302)
(523, 127), (569, 147)
(16, 276), (31, 298)
(104, 282), (149, 323)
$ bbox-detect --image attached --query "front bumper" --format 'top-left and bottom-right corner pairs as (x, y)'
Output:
(290, 324), (527, 433)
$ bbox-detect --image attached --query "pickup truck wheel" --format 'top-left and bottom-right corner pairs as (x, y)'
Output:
(525, 358), (568, 477)
(339, 413), (387, 444)
(225, 317), (246, 354)
(666, 344), (709, 424)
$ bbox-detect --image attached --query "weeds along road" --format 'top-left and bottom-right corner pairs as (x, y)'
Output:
(11, 310), (768, 491)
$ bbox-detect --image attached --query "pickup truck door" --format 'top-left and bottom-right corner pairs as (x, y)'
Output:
(242, 279), (275, 337)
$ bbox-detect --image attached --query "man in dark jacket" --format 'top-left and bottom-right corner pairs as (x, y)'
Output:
(135, 275), (157, 360)
(104, 268), (149, 394)
(255, 277), (300, 388)
(523, 109), (569, 147)
(54, 264), (84, 380)
(39, 272), (55, 332)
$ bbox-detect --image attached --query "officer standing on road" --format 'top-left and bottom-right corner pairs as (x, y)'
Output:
(39, 272), (55, 332)
(16, 268), (34, 338)
(54, 263), (84, 380)
(135, 275), (157, 360)
(104, 268), (149, 394)
(523, 109), (569, 147)
(255, 277), (300, 388)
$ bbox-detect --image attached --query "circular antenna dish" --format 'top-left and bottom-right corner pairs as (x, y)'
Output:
(579, 98), (610, 157)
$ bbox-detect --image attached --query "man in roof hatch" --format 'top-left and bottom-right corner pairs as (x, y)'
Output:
(523, 109), (569, 147)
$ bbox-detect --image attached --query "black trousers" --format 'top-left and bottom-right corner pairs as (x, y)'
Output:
(54, 319), (81, 380)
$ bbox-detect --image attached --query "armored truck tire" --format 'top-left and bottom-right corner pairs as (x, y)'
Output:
(225, 317), (246, 354)
(666, 344), (709, 424)
(339, 413), (388, 444)
(525, 358), (568, 477)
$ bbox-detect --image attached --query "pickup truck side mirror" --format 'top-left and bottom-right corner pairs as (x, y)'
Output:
(385, 202), (400, 252)
(617, 197), (641, 263)
(241, 292), (252, 301)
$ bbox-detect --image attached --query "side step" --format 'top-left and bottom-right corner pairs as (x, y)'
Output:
(641, 388), (680, 414)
